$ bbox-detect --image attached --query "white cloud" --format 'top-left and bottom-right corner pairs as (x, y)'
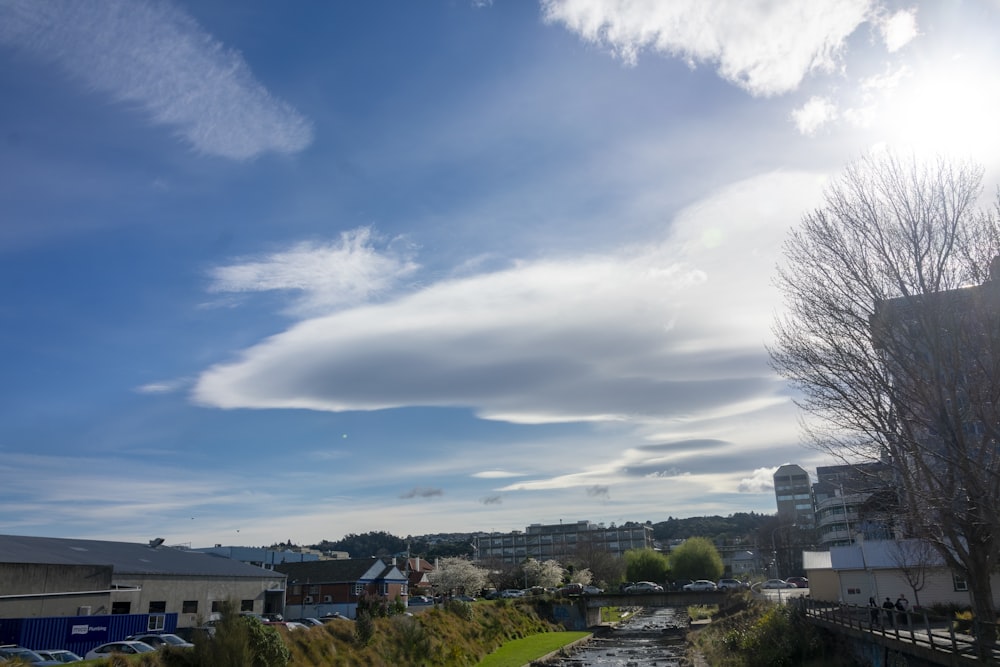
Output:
(540, 0), (873, 96)
(472, 470), (527, 479)
(879, 8), (919, 52)
(207, 228), (419, 316)
(0, 0), (312, 159)
(193, 170), (826, 431)
(792, 96), (839, 135)
(135, 378), (191, 394)
(737, 467), (778, 493)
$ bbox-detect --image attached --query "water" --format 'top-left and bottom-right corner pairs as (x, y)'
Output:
(548, 607), (688, 666)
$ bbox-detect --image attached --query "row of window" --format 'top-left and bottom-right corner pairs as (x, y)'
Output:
(109, 599), (256, 616)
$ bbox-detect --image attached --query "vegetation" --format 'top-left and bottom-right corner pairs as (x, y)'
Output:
(87, 600), (559, 666)
(475, 631), (589, 667)
(159, 603), (289, 667)
(668, 536), (724, 582)
(520, 558), (564, 588)
(688, 599), (851, 667)
(652, 513), (770, 543)
(769, 151), (1000, 658)
(427, 557), (489, 595)
(623, 547), (670, 584)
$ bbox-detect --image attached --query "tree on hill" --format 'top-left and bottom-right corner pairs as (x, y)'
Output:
(669, 537), (724, 582)
(317, 532), (407, 558)
(652, 513), (770, 543)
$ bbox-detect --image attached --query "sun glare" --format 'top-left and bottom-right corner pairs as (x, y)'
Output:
(885, 56), (1000, 159)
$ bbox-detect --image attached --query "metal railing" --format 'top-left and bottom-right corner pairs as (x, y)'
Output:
(795, 597), (997, 662)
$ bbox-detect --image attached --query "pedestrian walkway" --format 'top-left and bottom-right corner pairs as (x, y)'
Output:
(796, 597), (999, 665)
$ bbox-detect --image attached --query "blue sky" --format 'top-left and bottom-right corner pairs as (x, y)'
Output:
(3, 0), (1000, 548)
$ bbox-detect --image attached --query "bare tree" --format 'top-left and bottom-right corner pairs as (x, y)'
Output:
(769, 152), (1000, 657)
(889, 539), (936, 609)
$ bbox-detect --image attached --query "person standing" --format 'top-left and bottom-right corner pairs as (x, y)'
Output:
(869, 597), (881, 628)
(882, 597), (895, 626)
(895, 593), (909, 626)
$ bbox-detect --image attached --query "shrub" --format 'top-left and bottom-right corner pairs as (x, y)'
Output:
(445, 599), (474, 621)
(354, 609), (375, 646)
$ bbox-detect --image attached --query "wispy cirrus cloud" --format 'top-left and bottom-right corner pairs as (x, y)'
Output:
(206, 228), (419, 316)
(0, 0), (312, 159)
(541, 0), (872, 96)
(400, 487), (444, 499)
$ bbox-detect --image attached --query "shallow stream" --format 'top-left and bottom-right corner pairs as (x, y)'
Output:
(547, 607), (688, 666)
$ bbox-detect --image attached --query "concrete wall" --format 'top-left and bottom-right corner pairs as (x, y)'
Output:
(0, 563), (113, 618)
(110, 575), (286, 628)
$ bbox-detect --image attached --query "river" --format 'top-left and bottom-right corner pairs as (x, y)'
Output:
(547, 607), (689, 666)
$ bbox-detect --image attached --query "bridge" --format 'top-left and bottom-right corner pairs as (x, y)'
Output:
(796, 597), (996, 666)
(581, 590), (728, 608)
(553, 590), (731, 630)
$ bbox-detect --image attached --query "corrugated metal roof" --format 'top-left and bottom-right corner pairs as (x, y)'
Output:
(0, 534), (284, 579)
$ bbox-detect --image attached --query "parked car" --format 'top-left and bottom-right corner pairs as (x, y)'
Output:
(321, 612), (353, 622)
(409, 595), (434, 605)
(126, 633), (194, 649)
(760, 578), (796, 589)
(264, 621), (309, 631)
(84, 641), (156, 661)
(624, 581), (664, 593)
(36, 650), (84, 663)
(557, 583), (584, 596)
(453, 594), (476, 602)
(717, 578), (744, 590)
(288, 617), (325, 627)
(784, 576), (809, 588)
(582, 585), (604, 595)
(683, 579), (718, 591)
(0, 645), (64, 665)
(500, 588), (525, 598)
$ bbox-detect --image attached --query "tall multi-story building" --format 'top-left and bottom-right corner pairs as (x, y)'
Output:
(772, 464), (814, 528)
(472, 520), (654, 565)
(870, 262), (1000, 535)
(812, 461), (896, 548)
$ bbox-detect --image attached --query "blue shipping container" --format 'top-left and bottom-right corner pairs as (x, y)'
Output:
(0, 613), (177, 655)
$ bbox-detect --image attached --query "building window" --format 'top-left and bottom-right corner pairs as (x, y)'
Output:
(211, 600), (223, 613)
(241, 600), (254, 612)
(148, 601), (166, 614)
(954, 573), (969, 592)
(309, 585), (321, 595)
(353, 583), (365, 596)
(111, 601), (131, 615)
(182, 600), (198, 614)
(148, 614), (166, 631)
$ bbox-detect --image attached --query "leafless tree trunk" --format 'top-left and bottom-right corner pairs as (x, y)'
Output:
(889, 539), (934, 608)
(769, 152), (1000, 659)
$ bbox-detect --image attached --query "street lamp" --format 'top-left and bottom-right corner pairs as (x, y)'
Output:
(770, 524), (797, 579)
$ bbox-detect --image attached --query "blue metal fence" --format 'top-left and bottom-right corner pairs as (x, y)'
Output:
(0, 613), (177, 655)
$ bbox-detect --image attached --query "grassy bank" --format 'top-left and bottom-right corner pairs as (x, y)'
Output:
(475, 631), (590, 667)
(686, 599), (854, 667)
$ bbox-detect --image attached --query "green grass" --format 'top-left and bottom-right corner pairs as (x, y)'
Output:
(475, 631), (590, 667)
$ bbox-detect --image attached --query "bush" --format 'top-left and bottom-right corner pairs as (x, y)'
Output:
(692, 601), (835, 667)
(354, 609), (375, 646)
(445, 599), (474, 621)
(160, 602), (288, 667)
